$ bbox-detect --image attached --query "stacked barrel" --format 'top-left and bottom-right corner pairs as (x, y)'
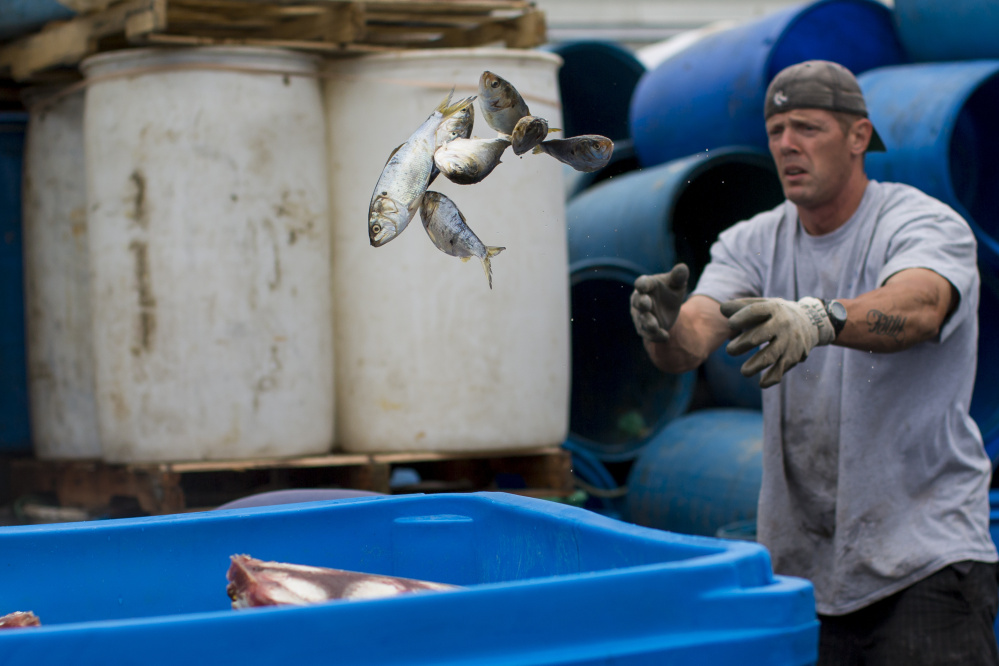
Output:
(558, 0), (999, 537)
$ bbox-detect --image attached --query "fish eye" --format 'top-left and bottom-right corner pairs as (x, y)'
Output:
(372, 224), (381, 234)
(490, 81), (500, 89)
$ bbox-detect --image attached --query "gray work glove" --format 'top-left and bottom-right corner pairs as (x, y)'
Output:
(721, 297), (836, 389)
(630, 264), (689, 343)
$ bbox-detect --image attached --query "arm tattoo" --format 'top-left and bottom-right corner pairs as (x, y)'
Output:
(867, 310), (906, 342)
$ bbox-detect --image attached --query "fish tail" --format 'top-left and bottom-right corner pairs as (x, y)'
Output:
(439, 92), (477, 118)
(482, 246), (505, 290)
(435, 88), (455, 114)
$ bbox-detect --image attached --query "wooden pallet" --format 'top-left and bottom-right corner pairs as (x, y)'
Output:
(0, 0), (547, 82)
(8, 446), (574, 516)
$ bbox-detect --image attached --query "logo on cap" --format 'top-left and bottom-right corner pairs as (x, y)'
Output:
(774, 91), (788, 106)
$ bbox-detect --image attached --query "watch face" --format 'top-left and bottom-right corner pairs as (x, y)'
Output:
(829, 300), (847, 323)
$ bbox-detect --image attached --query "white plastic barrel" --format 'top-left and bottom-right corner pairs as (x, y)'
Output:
(81, 47), (334, 462)
(22, 87), (101, 459)
(324, 49), (570, 453)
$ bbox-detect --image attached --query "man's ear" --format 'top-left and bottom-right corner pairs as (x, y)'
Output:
(851, 118), (874, 155)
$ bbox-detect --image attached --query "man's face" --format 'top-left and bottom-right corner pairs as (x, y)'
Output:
(766, 108), (857, 210)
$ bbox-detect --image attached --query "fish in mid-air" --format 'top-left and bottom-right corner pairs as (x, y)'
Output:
(509, 115), (552, 156)
(434, 136), (511, 185)
(368, 91), (476, 247)
(478, 71), (530, 135)
(533, 134), (614, 172)
(226, 555), (460, 609)
(420, 191), (505, 289)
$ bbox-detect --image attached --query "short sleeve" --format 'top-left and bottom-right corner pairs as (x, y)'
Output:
(692, 207), (783, 303)
(876, 203), (979, 343)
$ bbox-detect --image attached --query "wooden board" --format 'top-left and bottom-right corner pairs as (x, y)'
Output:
(0, 0), (547, 82)
(8, 446), (574, 516)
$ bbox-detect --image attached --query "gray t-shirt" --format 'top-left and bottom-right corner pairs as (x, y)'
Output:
(693, 180), (997, 615)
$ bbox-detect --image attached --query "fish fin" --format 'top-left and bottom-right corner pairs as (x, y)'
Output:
(481, 246), (505, 290)
(548, 128), (561, 134)
(384, 144), (404, 166)
(532, 144), (546, 155)
(435, 88), (455, 114)
(460, 256), (472, 263)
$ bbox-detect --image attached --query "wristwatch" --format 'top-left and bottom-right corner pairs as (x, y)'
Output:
(824, 299), (847, 338)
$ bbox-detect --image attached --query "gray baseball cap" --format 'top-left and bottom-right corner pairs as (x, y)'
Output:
(764, 60), (886, 152)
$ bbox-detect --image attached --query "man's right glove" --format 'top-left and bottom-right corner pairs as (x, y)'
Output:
(630, 263), (689, 343)
(720, 296), (836, 388)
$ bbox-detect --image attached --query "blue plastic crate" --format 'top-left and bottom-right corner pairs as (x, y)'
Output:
(0, 492), (817, 665)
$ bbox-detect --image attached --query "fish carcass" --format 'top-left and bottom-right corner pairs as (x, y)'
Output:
(226, 554), (460, 609)
(0, 611), (41, 629)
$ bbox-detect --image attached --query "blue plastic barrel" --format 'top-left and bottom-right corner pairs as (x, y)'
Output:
(0, 0), (75, 41)
(629, 0), (906, 169)
(893, 0), (999, 62)
(626, 408), (764, 537)
(562, 439), (627, 519)
(859, 61), (999, 271)
(546, 40), (646, 142)
(704, 347), (763, 410)
(0, 113), (31, 452)
(973, 271), (999, 449)
(565, 147), (783, 461)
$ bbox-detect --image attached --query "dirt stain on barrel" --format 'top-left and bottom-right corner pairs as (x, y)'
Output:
(128, 240), (157, 355)
(128, 170), (148, 229)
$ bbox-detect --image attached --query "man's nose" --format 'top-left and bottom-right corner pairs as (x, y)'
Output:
(778, 132), (799, 154)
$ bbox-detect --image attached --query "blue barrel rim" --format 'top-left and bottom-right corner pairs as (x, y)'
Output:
(569, 257), (649, 286)
(564, 369), (699, 463)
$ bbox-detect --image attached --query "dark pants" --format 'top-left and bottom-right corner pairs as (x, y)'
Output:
(818, 561), (999, 666)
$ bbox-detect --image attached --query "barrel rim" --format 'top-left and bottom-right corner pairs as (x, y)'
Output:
(80, 45), (323, 77)
(565, 369), (698, 463)
(322, 47), (563, 69)
(860, 61), (999, 269)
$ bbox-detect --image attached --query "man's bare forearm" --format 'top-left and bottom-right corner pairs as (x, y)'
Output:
(835, 268), (956, 353)
(644, 295), (732, 373)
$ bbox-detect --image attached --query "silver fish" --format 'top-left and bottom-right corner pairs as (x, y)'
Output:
(510, 115), (550, 156)
(533, 134), (614, 172)
(226, 555), (459, 609)
(478, 71), (530, 135)
(368, 92), (476, 247)
(434, 136), (510, 185)
(420, 191), (505, 289)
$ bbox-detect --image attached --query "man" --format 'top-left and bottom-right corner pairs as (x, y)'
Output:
(631, 60), (998, 665)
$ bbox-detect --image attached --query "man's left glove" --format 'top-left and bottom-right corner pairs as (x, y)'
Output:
(720, 297), (836, 389)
